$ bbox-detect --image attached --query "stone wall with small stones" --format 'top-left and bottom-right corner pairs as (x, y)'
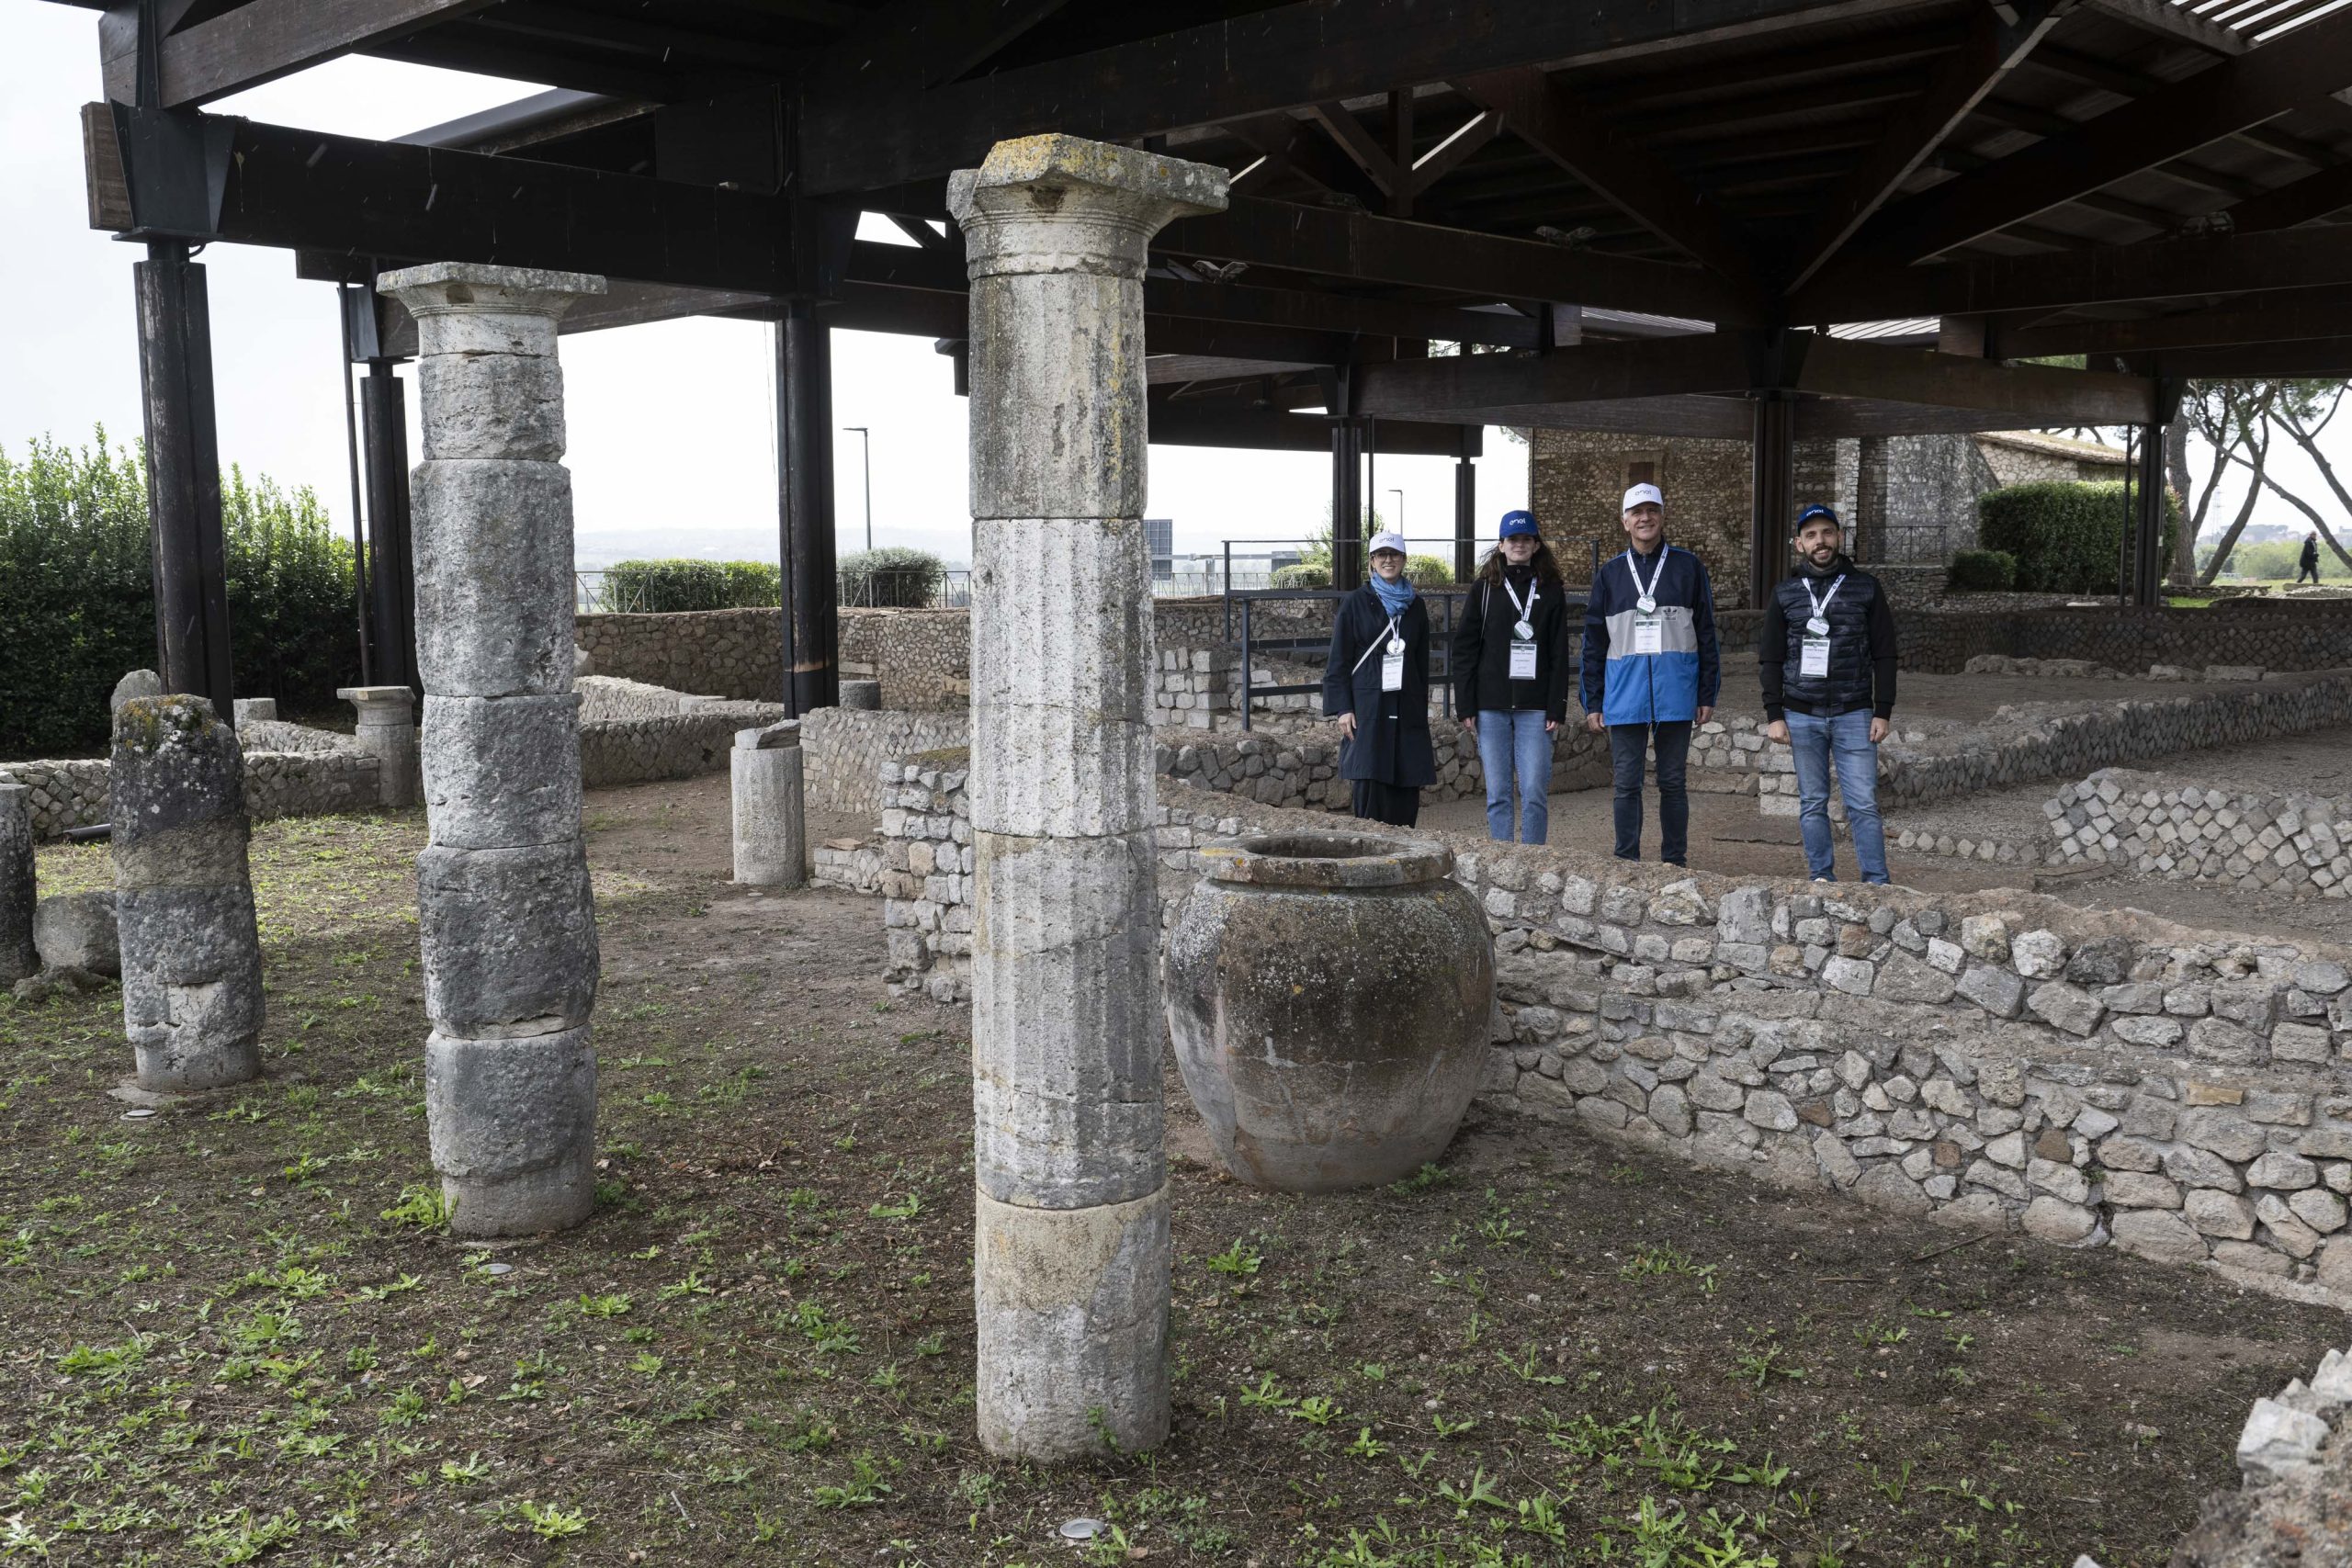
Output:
(577, 703), (786, 789)
(2049, 769), (2352, 900)
(0, 750), (383, 840)
(802, 708), (974, 816)
(1689, 673), (2352, 817)
(574, 609), (784, 701)
(837, 609), (970, 711)
(866, 753), (2352, 1301)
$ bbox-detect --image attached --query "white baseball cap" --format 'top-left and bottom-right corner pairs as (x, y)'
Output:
(1623, 483), (1664, 512)
(1369, 529), (1408, 555)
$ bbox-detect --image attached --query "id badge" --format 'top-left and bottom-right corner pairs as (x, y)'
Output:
(1800, 635), (1831, 678)
(1381, 643), (1406, 693)
(1632, 617), (1663, 656)
(1509, 640), (1539, 681)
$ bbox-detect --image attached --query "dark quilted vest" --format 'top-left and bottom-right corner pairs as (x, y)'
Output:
(1773, 567), (1878, 715)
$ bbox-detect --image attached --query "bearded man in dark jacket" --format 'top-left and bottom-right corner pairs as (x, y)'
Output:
(1758, 505), (1898, 885)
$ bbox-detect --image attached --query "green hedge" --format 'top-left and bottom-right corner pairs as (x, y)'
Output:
(604, 558), (780, 612)
(0, 431), (357, 759)
(1270, 563), (1329, 590)
(1945, 549), (2017, 592)
(840, 547), (946, 607)
(1976, 480), (2179, 594)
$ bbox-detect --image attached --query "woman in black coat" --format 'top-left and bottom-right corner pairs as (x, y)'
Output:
(1321, 532), (1435, 827)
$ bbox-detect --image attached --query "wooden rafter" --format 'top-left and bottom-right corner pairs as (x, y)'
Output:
(1849, 7), (2352, 264)
(101, 0), (495, 107)
(1453, 67), (1756, 287)
(1780, 0), (2072, 292)
(826, 0), (1074, 88)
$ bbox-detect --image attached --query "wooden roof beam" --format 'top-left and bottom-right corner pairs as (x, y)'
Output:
(1453, 67), (1759, 289)
(1782, 0), (2072, 292)
(1849, 7), (2352, 264)
(101, 0), (495, 108)
(800, 0), (1897, 195)
(1990, 299), (2352, 356)
(2223, 161), (2352, 231)
(826, 0), (1073, 90)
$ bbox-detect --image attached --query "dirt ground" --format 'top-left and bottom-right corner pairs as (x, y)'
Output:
(3, 773), (2344, 1567)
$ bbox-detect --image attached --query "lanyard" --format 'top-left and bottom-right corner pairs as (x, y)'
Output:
(1625, 546), (1668, 612)
(1351, 615), (1404, 675)
(1501, 575), (1538, 638)
(1803, 575), (1845, 633)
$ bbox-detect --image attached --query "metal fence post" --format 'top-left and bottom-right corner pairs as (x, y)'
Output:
(1239, 596), (1253, 733)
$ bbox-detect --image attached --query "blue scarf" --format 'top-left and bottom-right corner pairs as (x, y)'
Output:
(1369, 572), (1417, 618)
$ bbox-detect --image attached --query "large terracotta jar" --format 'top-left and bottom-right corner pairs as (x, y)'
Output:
(1164, 830), (1495, 1192)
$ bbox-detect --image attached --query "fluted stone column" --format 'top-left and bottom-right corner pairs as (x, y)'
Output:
(0, 782), (35, 986)
(378, 263), (605, 1238)
(732, 720), (807, 887)
(949, 136), (1227, 1461)
(111, 694), (264, 1089)
(338, 685), (422, 807)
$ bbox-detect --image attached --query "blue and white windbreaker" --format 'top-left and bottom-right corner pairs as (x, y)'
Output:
(1578, 544), (1721, 726)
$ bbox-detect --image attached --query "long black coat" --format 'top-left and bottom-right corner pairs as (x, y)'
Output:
(1321, 585), (1436, 787)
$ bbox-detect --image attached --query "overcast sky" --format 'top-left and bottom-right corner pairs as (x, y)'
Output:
(3, 3), (2331, 570)
(0, 5), (1525, 570)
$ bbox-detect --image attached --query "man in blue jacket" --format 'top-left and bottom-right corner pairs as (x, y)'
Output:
(1581, 483), (1720, 865)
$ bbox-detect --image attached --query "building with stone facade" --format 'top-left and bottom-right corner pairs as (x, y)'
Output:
(1532, 428), (2124, 604)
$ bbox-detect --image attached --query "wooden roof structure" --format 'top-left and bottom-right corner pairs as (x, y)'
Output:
(51, 0), (2352, 700)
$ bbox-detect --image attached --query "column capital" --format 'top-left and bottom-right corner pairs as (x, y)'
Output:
(376, 264), (605, 321)
(949, 135), (1227, 279)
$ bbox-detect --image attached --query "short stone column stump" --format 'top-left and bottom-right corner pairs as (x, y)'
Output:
(732, 720), (807, 887)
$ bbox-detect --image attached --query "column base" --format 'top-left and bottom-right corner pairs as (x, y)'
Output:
(426, 1027), (597, 1236)
(975, 1184), (1170, 1461)
(443, 1148), (595, 1238)
(132, 1030), (261, 1092)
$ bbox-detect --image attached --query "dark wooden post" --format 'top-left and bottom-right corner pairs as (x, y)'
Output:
(2131, 418), (2168, 609)
(1328, 366), (1363, 587)
(778, 300), (839, 715)
(361, 361), (419, 691)
(135, 239), (232, 705)
(1453, 447), (1477, 582)
(1747, 394), (1796, 610)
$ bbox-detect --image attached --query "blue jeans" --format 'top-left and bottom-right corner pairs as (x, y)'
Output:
(1609, 721), (1690, 864)
(1476, 709), (1554, 842)
(1786, 708), (1888, 884)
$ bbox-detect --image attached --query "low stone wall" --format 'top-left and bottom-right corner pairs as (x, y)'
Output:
(1, 750), (383, 839)
(838, 609), (970, 711)
(577, 704), (784, 789)
(574, 608), (783, 701)
(1690, 672), (2352, 814)
(870, 753), (2352, 1302)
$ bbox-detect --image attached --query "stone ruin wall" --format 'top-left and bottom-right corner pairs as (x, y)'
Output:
(0, 679), (785, 840)
(2048, 770), (2352, 899)
(856, 749), (2352, 1305)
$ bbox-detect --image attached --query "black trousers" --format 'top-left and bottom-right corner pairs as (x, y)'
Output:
(1351, 779), (1421, 827)
(1609, 720), (1692, 864)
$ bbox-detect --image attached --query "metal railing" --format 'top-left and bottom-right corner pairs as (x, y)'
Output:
(575, 570), (649, 614)
(1220, 536), (1606, 639)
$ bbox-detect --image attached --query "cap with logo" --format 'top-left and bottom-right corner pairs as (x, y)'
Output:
(1795, 503), (1841, 531)
(1498, 510), (1539, 539)
(1622, 482), (1664, 513)
(1369, 529), (1408, 556)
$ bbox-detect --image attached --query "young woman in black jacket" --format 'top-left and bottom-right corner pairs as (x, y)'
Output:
(1322, 531), (1435, 826)
(1452, 510), (1573, 842)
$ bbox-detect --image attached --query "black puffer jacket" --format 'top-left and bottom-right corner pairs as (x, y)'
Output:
(1452, 567), (1574, 720)
(1758, 554), (1897, 719)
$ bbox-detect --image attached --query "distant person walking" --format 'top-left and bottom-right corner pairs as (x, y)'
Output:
(1758, 504), (1898, 886)
(1453, 510), (1573, 843)
(1581, 483), (1719, 866)
(2299, 532), (2323, 585)
(1323, 530), (1434, 828)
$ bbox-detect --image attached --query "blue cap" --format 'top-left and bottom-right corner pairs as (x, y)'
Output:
(1795, 503), (1841, 530)
(1498, 510), (1539, 539)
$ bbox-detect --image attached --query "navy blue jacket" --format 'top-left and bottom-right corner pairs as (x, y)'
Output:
(1579, 543), (1721, 726)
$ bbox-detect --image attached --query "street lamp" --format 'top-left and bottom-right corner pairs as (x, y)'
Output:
(1388, 487), (1405, 537)
(843, 425), (873, 551)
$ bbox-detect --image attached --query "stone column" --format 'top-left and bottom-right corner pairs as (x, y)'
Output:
(338, 685), (422, 807)
(949, 135), (1227, 1461)
(0, 782), (35, 986)
(731, 720), (807, 887)
(378, 263), (605, 1238)
(111, 694), (264, 1089)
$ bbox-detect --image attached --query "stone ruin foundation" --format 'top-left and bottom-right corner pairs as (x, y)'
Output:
(380, 262), (605, 1239)
(110, 694), (265, 1091)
